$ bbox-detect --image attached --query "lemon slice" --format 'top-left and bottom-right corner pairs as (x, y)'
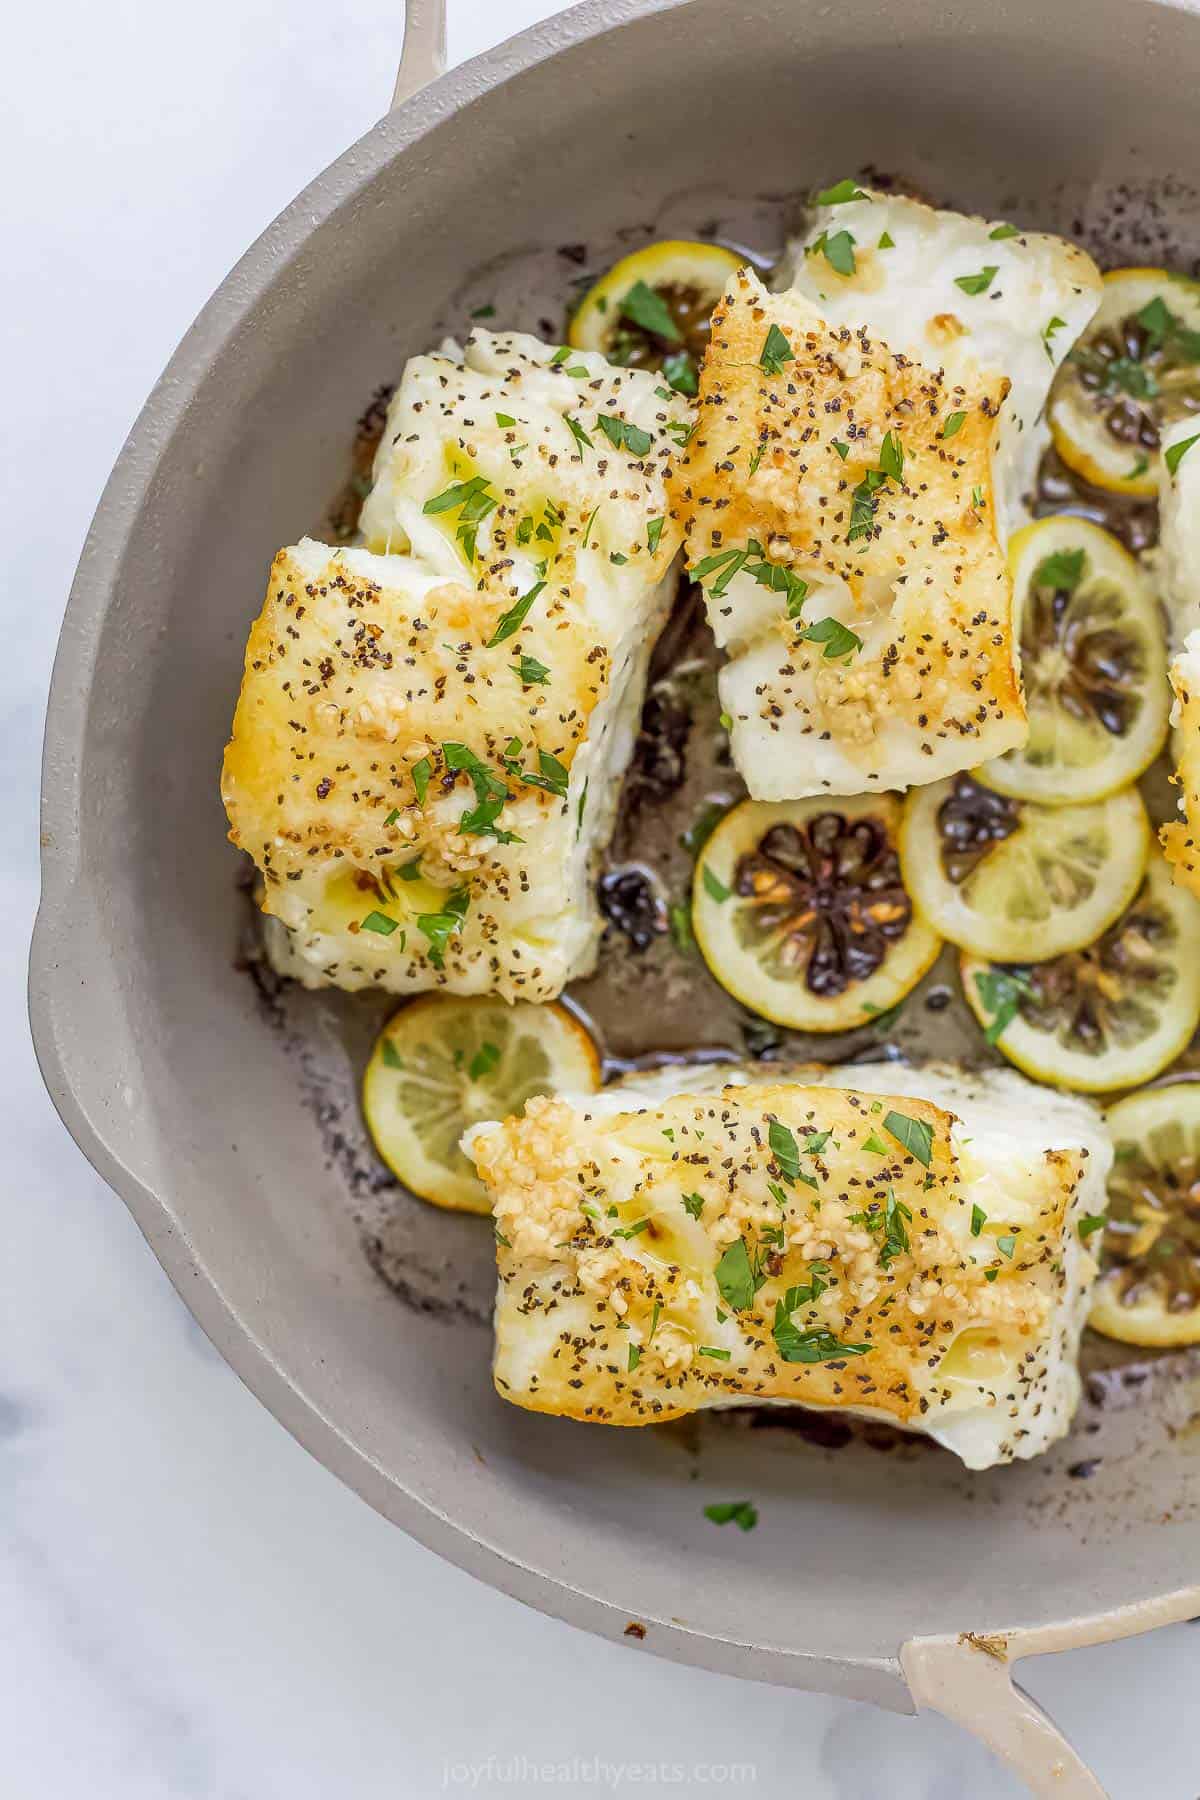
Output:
(900, 775), (1149, 963)
(960, 853), (1200, 1092)
(568, 240), (744, 393)
(1089, 1082), (1200, 1346)
(362, 996), (600, 1214)
(978, 517), (1168, 806)
(1048, 267), (1200, 496)
(691, 795), (942, 1031)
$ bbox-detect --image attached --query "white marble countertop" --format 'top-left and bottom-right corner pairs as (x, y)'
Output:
(5, 2), (1198, 1794)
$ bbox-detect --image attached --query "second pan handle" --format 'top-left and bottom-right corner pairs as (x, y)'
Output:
(392, 0), (448, 109)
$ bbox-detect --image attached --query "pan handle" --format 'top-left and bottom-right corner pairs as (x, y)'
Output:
(391, 0), (448, 109)
(901, 1638), (1104, 1797)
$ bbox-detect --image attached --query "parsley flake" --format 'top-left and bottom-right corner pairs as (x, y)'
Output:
(620, 280), (681, 343)
(488, 579), (546, 646)
(514, 652), (550, 687)
(1078, 1213), (1107, 1240)
(768, 1120), (801, 1184)
(469, 1042), (501, 1080)
(682, 1193), (705, 1219)
(597, 414), (654, 457)
(954, 265), (998, 296)
(1167, 433), (1200, 477)
(759, 323), (794, 376)
(411, 757), (432, 806)
(714, 1237), (759, 1311)
(415, 887), (469, 968)
(702, 865), (731, 903)
(361, 910), (399, 937)
(941, 410), (967, 440)
(971, 1204), (987, 1237)
(704, 1500), (757, 1530)
(565, 414), (593, 454)
(883, 1110), (933, 1166)
(802, 616), (862, 659)
(816, 178), (869, 205)
(647, 517), (665, 555)
(989, 223), (1021, 240)
(972, 967), (1032, 1043)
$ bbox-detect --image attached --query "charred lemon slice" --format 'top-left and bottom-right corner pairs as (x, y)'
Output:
(979, 516), (1169, 806)
(900, 775), (1149, 963)
(692, 795), (942, 1031)
(568, 240), (744, 394)
(1090, 1083), (1200, 1345)
(1048, 267), (1200, 496)
(362, 996), (600, 1214)
(961, 854), (1200, 1092)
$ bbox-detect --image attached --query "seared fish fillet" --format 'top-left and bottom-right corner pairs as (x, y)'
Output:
(670, 194), (1101, 800)
(222, 332), (687, 999)
(468, 1060), (1109, 1470)
(776, 192), (1102, 535)
(1160, 418), (1200, 896)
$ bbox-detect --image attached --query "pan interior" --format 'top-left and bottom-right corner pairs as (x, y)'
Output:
(45, 0), (1200, 1691)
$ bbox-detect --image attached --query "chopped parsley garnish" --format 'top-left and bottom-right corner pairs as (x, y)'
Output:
(850, 1188), (912, 1269)
(817, 178), (869, 205)
(396, 856), (423, 882)
(361, 910), (399, 936)
(411, 756), (432, 806)
(971, 484), (986, 510)
(692, 538), (808, 618)
(628, 1343), (641, 1371)
(495, 411), (516, 427)
(516, 748), (570, 801)
(989, 223), (1020, 240)
(470, 303), (496, 318)
(877, 230), (895, 249)
(415, 887), (469, 968)
(985, 1267), (999, 1282)
(1135, 295), (1200, 361)
(714, 1237), (759, 1311)
(1033, 547), (1085, 592)
(664, 419), (694, 449)
(662, 350), (699, 395)
(832, 439), (850, 460)
(719, 710), (733, 732)
(681, 799), (736, 858)
(582, 504), (601, 548)
(422, 474), (498, 563)
(768, 1120), (801, 1184)
(1078, 1213), (1107, 1240)
(758, 323), (794, 376)
(748, 443), (764, 476)
(443, 741), (521, 843)
(883, 1110), (933, 1166)
(802, 616), (862, 659)
(941, 410), (966, 440)
(597, 414), (654, 456)
(549, 346), (571, 365)
(996, 1233), (1017, 1259)
(612, 1218), (650, 1240)
(681, 1193), (706, 1219)
(803, 1131), (831, 1153)
(514, 652), (550, 686)
(879, 429), (904, 482)
(847, 465), (889, 542)
(703, 1500), (757, 1530)
(1167, 432), (1200, 477)
(702, 865), (731, 903)
(610, 551), (628, 565)
(1127, 454), (1150, 480)
(620, 280), (681, 343)
(1042, 314), (1068, 360)
(954, 265), (998, 296)
(862, 999), (904, 1033)
(698, 1345), (732, 1362)
(862, 1133), (889, 1157)
(384, 807), (401, 827)
(565, 414), (594, 454)
(667, 900), (695, 954)
(971, 1204), (987, 1237)
(469, 1042), (501, 1080)
(488, 579), (546, 646)
(1096, 356), (1158, 400)
(773, 1300), (871, 1364)
(810, 228), (856, 275)
(381, 1037), (403, 1070)
(646, 517), (665, 555)
(972, 967), (1033, 1043)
